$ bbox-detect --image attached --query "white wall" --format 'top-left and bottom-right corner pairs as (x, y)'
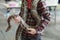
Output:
(45, 0), (58, 6)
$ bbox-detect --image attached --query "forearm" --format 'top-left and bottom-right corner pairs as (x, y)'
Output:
(36, 1), (50, 33)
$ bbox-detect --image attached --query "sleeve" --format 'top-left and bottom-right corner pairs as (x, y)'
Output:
(36, 1), (50, 33)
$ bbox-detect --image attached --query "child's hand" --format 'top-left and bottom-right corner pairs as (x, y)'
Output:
(14, 16), (21, 23)
(27, 28), (37, 35)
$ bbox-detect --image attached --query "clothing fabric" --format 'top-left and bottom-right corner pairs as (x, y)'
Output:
(26, 1), (50, 33)
(20, 0), (50, 40)
(21, 30), (41, 40)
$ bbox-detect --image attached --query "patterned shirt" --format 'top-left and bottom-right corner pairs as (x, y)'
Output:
(26, 1), (50, 33)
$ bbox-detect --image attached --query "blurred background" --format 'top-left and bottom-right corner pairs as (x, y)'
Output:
(0, 0), (60, 40)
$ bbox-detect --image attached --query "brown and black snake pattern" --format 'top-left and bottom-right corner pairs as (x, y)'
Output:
(6, 0), (40, 40)
(5, 0), (50, 40)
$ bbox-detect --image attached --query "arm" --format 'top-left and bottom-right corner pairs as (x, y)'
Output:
(36, 1), (50, 33)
